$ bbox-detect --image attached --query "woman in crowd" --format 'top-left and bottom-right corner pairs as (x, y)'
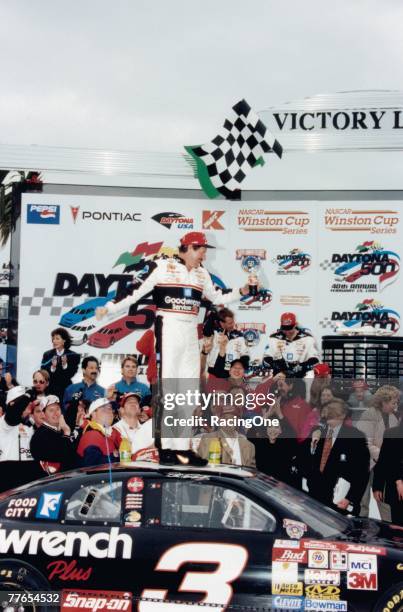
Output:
(253, 418), (299, 486)
(300, 385), (335, 442)
(357, 385), (400, 520)
(41, 327), (80, 401)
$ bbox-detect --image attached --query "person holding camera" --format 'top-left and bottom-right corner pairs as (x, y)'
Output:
(202, 307), (249, 382)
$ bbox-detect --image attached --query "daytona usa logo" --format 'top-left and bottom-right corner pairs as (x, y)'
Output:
(0, 527), (132, 559)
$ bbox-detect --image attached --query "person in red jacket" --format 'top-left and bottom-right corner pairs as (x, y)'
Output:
(77, 398), (119, 467)
(274, 375), (312, 442)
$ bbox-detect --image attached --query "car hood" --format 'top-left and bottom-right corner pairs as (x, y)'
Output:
(341, 517), (403, 551)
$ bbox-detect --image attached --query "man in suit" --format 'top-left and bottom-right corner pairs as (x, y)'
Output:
(373, 420), (403, 525)
(197, 387), (255, 467)
(300, 398), (370, 515)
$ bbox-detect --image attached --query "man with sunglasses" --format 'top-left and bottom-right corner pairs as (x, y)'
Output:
(96, 231), (249, 466)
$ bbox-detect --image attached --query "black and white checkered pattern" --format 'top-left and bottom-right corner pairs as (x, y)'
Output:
(318, 317), (338, 332)
(21, 289), (75, 317)
(319, 260), (338, 271)
(185, 99), (282, 200)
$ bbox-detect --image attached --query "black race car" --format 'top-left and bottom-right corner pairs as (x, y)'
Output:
(0, 463), (402, 611)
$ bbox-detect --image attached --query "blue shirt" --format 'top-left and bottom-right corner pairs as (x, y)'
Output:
(63, 380), (105, 412)
(115, 378), (151, 405)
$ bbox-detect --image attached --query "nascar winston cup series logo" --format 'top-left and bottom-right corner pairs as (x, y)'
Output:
(321, 241), (400, 293)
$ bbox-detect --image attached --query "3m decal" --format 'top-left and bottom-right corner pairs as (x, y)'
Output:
(36, 492), (63, 520)
(138, 542), (248, 611)
(347, 571), (377, 590)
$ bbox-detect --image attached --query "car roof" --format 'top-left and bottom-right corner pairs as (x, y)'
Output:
(0, 463), (256, 496)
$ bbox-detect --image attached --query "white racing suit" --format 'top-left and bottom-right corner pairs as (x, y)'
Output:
(263, 328), (320, 378)
(105, 256), (239, 450)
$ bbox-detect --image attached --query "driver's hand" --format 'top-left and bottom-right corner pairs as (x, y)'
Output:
(96, 306), (108, 320)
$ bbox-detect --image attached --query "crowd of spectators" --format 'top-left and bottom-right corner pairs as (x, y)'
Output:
(0, 315), (402, 526)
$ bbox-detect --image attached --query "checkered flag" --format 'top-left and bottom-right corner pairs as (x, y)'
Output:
(184, 99), (282, 200)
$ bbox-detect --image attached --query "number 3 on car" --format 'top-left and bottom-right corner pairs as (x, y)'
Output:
(138, 542), (248, 611)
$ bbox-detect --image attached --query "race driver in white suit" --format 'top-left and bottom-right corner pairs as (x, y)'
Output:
(96, 231), (250, 465)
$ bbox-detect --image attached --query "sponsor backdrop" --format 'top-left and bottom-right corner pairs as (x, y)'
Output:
(17, 195), (401, 385)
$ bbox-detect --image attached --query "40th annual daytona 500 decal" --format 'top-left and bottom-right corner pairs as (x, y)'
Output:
(0, 463), (403, 611)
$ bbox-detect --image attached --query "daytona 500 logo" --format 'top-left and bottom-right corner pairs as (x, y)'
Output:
(322, 299), (400, 334)
(324, 241), (400, 293)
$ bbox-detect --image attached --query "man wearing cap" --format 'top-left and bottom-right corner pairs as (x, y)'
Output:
(112, 393), (156, 461)
(0, 386), (43, 491)
(77, 397), (119, 467)
(263, 312), (320, 378)
(347, 380), (373, 423)
(96, 231), (249, 466)
(30, 395), (77, 474)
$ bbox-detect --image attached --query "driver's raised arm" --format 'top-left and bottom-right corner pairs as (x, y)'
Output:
(104, 261), (161, 317)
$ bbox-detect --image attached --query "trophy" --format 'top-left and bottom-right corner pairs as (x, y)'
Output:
(242, 255), (261, 296)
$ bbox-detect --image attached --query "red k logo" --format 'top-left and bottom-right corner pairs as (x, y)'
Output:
(202, 210), (225, 230)
(70, 206), (80, 223)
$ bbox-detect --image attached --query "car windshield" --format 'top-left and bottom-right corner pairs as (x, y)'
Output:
(249, 475), (351, 538)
